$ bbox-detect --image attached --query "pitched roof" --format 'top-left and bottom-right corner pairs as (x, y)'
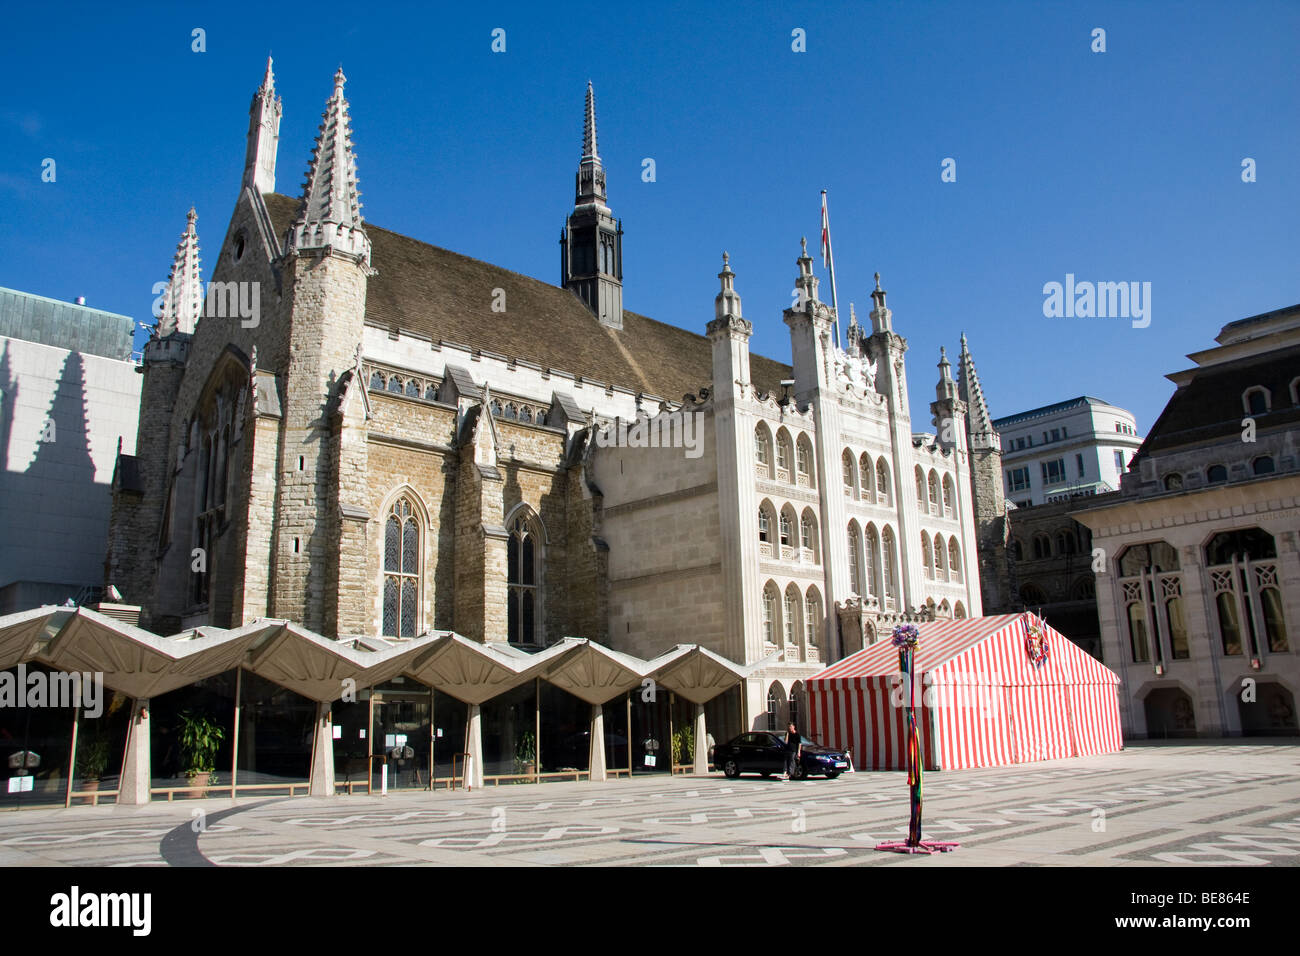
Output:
(1133, 341), (1300, 460)
(808, 613), (1118, 685)
(263, 193), (791, 402)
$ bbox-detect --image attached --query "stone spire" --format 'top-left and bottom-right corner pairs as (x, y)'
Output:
(562, 82), (623, 328)
(869, 271), (892, 332)
(958, 332), (996, 446)
(242, 56), (282, 194)
(936, 346), (958, 402)
(289, 67), (370, 263)
(576, 80), (606, 206)
(715, 252), (743, 321)
(793, 237), (820, 310)
(156, 208), (203, 337)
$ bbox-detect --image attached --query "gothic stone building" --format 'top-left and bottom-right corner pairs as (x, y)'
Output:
(105, 63), (996, 737)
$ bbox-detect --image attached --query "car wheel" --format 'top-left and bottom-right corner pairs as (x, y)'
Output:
(826, 771), (841, 779)
(791, 763), (805, 781)
(760, 771), (771, 778)
(723, 759), (740, 779)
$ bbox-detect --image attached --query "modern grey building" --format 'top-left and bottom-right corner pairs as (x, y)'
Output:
(0, 287), (141, 612)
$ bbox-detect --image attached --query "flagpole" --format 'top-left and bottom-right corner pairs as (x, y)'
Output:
(821, 190), (841, 349)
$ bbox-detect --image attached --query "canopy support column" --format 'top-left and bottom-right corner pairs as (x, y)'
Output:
(589, 702), (607, 782)
(116, 698), (151, 805)
(465, 703), (484, 790)
(693, 702), (709, 775)
(308, 701), (335, 797)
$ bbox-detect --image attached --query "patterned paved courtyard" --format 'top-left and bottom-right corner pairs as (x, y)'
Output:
(2, 742), (1298, 867)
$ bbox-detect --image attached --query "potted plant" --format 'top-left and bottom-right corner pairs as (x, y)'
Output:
(75, 731), (111, 792)
(671, 726), (695, 771)
(177, 711), (225, 796)
(513, 730), (536, 779)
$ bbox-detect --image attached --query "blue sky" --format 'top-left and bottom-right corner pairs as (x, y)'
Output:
(2, 1), (1296, 432)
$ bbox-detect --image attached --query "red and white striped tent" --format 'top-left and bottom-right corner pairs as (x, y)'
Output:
(806, 613), (1122, 771)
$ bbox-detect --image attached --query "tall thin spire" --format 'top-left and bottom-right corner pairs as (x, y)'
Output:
(562, 82), (622, 328)
(575, 81), (607, 206)
(583, 80), (599, 161)
(958, 332), (995, 445)
(289, 67), (370, 262)
(243, 56), (282, 194)
(156, 208), (203, 337)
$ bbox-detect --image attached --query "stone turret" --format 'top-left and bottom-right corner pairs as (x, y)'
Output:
(274, 67), (373, 636)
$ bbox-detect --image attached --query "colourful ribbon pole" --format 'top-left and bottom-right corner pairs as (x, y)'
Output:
(876, 623), (959, 855)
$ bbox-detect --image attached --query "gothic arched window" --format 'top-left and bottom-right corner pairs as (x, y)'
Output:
(762, 582), (779, 644)
(804, 588), (821, 647)
(507, 512), (542, 645)
(383, 497), (421, 638)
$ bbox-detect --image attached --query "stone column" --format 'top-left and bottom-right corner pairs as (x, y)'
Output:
(588, 703), (607, 782)
(465, 703), (484, 790)
(116, 698), (151, 806)
(693, 703), (708, 775)
(308, 701), (335, 797)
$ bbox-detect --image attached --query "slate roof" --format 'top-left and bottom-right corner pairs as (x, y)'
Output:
(264, 194), (791, 402)
(1132, 340), (1300, 462)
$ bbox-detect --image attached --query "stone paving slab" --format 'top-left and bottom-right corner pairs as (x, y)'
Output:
(2, 741), (1297, 866)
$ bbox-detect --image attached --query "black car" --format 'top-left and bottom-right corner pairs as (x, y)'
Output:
(713, 732), (850, 780)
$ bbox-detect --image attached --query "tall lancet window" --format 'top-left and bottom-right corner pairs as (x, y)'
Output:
(383, 497), (420, 637)
(508, 512), (542, 645)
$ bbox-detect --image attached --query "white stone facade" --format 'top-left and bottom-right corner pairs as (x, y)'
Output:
(995, 397), (1144, 508)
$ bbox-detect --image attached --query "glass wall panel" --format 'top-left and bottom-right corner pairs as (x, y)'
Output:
(332, 691), (372, 792)
(538, 682), (590, 775)
(0, 664), (75, 808)
(235, 670), (315, 792)
(71, 690), (132, 804)
(670, 693), (696, 771)
(480, 682), (536, 779)
(150, 671), (236, 796)
(629, 688), (670, 773)
(370, 677), (431, 791)
(431, 692), (468, 787)
(605, 693), (631, 774)
(704, 685), (743, 767)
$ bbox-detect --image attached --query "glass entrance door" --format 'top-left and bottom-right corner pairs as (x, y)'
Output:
(371, 679), (431, 791)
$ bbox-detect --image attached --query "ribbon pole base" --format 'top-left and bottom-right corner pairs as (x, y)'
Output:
(873, 840), (960, 855)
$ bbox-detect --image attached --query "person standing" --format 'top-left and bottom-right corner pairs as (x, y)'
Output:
(783, 722), (802, 781)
